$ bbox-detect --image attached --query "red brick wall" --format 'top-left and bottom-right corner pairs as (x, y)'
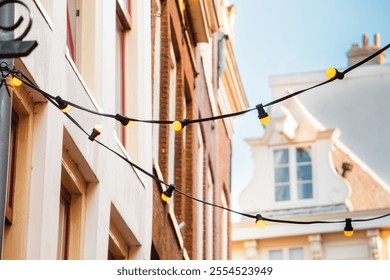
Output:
(153, 0), (232, 260)
(332, 144), (390, 211)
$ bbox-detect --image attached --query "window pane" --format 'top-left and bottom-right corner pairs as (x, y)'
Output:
(275, 167), (290, 183)
(297, 165), (312, 181)
(298, 183), (313, 199)
(296, 147), (311, 163)
(269, 249), (283, 260)
(67, 0), (79, 62)
(275, 185), (290, 201)
(274, 149), (289, 165)
(289, 248), (304, 260)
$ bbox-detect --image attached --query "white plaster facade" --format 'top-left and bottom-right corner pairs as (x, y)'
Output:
(3, 0), (153, 259)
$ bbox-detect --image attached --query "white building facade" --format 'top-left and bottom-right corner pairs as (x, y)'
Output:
(232, 35), (390, 260)
(2, 0), (153, 259)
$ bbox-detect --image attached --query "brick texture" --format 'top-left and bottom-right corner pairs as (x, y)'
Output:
(153, 0), (232, 260)
(332, 144), (390, 211)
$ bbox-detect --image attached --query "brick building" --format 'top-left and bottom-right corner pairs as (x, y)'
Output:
(151, 0), (247, 260)
(232, 35), (390, 260)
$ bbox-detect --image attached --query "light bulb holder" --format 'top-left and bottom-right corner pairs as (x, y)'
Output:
(344, 218), (354, 237)
(88, 125), (102, 141)
(255, 214), (266, 228)
(55, 96), (70, 112)
(10, 70), (23, 87)
(173, 118), (190, 131)
(325, 67), (344, 80)
(256, 104), (270, 125)
(115, 114), (131, 127)
(161, 184), (176, 202)
(13, 70), (23, 79)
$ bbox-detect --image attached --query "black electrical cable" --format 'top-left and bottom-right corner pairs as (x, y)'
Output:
(2, 41), (390, 228)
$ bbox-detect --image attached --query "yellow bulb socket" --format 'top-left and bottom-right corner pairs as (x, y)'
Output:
(256, 219), (266, 228)
(125, 120), (133, 128)
(260, 115), (270, 125)
(172, 120), (183, 131)
(60, 105), (70, 113)
(344, 230), (354, 237)
(11, 76), (23, 87)
(161, 193), (171, 202)
(325, 67), (337, 79)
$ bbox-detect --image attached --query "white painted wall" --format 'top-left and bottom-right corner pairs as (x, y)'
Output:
(18, 0), (152, 259)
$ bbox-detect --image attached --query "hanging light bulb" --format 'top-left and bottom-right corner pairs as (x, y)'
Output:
(10, 71), (23, 87)
(256, 104), (270, 125)
(325, 67), (344, 80)
(161, 184), (176, 202)
(55, 96), (70, 113)
(115, 114), (133, 127)
(88, 124), (103, 141)
(255, 214), (266, 228)
(172, 118), (190, 131)
(344, 218), (354, 237)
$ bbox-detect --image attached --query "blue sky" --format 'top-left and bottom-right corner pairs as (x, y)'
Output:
(229, 0), (390, 217)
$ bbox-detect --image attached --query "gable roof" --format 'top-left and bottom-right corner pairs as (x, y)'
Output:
(269, 63), (390, 189)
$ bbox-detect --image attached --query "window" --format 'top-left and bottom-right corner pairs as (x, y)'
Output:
(5, 111), (19, 225)
(115, 17), (125, 143)
(269, 249), (283, 260)
(57, 149), (87, 259)
(220, 190), (229, 260)
(2, 81), (34, 259)
(195, 127), (204, 259)
(108, 205), (140, 260)
(273, 146), (313, 202)
(205, 168), (214, 260)
(57, 186), (71, 260)
(66, 0), (81, 63)
(269, 247), (304, 260)
(115, 0), (132, 144)
(108, 220), (129, 260)
(167, 43), (177, 183)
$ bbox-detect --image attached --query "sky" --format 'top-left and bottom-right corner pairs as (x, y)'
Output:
(228, 0), (390, 220)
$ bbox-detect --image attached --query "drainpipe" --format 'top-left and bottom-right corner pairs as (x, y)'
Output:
(0, 0), (14, 259)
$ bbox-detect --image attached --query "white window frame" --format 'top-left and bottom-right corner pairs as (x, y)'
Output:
(271, 145), (315, 203)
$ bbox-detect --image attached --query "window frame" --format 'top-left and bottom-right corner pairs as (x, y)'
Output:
(57, 149), (87, 260)
(115, 0), (132, 145)
(108, 220), (129, 260)
(271, 145), (315, 203)
(205, 167), (214, 260)
(5, 110), (19, 225)
(66, 0), (81, 64)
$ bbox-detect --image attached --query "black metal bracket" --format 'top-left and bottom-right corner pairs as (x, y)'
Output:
(0, 0), (38, 58)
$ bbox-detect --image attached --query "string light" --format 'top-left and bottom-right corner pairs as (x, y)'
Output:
(1, 42), (390, 238)
(255, 214), (266, 228)
(256, 104), (270, 125)
(325, 67), (344, 80)
(55, 96), (70, 113)
(10, 70), (23, 87)
(115, 114), (133, 127)
(4, 42), (387, 130)
(344, 218), (354, 237)
(161, 184), (176, 202)
(88, 124), (103, 141)
(172, 118), (190, 131)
